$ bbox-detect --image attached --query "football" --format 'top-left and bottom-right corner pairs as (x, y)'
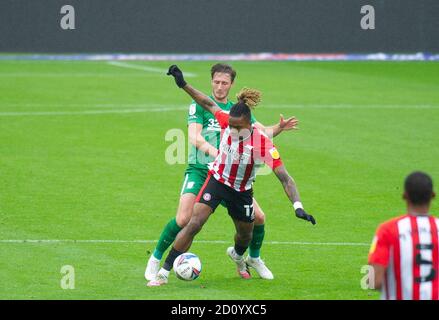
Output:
(173, 253), (202, 281)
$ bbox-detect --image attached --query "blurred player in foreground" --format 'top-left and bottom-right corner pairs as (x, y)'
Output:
(147, 65), (316, 287)
(368, 171), (438, 300)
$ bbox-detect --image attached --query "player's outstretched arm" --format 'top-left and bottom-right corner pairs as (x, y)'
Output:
(167, 65), (221, 115)
(182, 84), (221, 115)
(255, 115), (299, 138)
(274, 165), (316, 225)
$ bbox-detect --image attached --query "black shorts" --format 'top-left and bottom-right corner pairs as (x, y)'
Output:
(196, 174), (255, 223)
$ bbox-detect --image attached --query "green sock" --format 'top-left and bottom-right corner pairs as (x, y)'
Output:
(153, 218), (182, 260)
(249, 224), (265, 258)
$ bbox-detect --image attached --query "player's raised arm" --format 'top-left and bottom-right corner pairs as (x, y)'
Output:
(183, 84), (222, 115)
(254, 115), (299, 139)
(167, 65), (221, 115)
(274, 165), (316, 225)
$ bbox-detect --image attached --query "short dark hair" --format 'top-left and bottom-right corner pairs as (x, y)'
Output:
(404, 171), (434, 205)
(210, 63), (236, 82)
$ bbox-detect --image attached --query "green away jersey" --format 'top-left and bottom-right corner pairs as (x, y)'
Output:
(187, 96), (256, 171)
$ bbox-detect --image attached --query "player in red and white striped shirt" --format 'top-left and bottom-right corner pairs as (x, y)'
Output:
(368, 171), (438, 300)
(147, 65), (316, 286)
(209, 105), (282, 192)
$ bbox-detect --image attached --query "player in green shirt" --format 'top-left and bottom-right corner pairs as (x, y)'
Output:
(145, 63), (298, 280)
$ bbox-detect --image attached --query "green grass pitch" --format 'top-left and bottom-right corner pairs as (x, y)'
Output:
(0, 60), (438, 299)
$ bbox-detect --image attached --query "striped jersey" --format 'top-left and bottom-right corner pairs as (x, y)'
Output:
(208, 110), (283, 192)
(368, 214), (439, 300)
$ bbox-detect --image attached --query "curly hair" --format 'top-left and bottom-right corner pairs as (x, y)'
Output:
(236, 87), (262, 110)
(229, 87), (262, 122)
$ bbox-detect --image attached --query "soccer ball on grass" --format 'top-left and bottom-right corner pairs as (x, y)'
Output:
(173, 253), (202, 281)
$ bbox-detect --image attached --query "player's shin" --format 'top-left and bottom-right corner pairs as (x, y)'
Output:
(234, 243), (248, 256)
(234, 231), (253, 257)
(153, 218), (182, 260)
(161, 223), (197, 272)
(163, 247), (184, 271)
(172, 221), (200, 252)
(249, 224), (265, 258)
(232, 219), (253, 255)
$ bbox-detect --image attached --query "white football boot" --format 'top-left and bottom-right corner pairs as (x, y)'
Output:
(245, 256), (274, 280)
(145, 255), (161, 281)
(147, 269), (169, 287)
(226, 247), (251, 279)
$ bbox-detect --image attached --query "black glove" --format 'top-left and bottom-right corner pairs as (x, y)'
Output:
(167, 65), (187, 88)
(295, 208), (316, 225)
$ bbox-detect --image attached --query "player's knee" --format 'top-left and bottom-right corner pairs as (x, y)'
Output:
(176, 214), (191, 227)
(176, 205), (193, 227)
(186, 218), (203, 235)
(253, 200), (265, 225)
(254, 211), (265, 225)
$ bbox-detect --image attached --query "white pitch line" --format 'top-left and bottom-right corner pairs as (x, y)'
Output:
(2, 103), (438, 110)
(0, 107), (187, 117)
(0, 239), (370, 246)
(2, 103), (437, 117)
(268, 104), (439, 110)
(0, 73), (158, 77)
(0, 103), (183, 109)
(107, 61), (198, 77)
